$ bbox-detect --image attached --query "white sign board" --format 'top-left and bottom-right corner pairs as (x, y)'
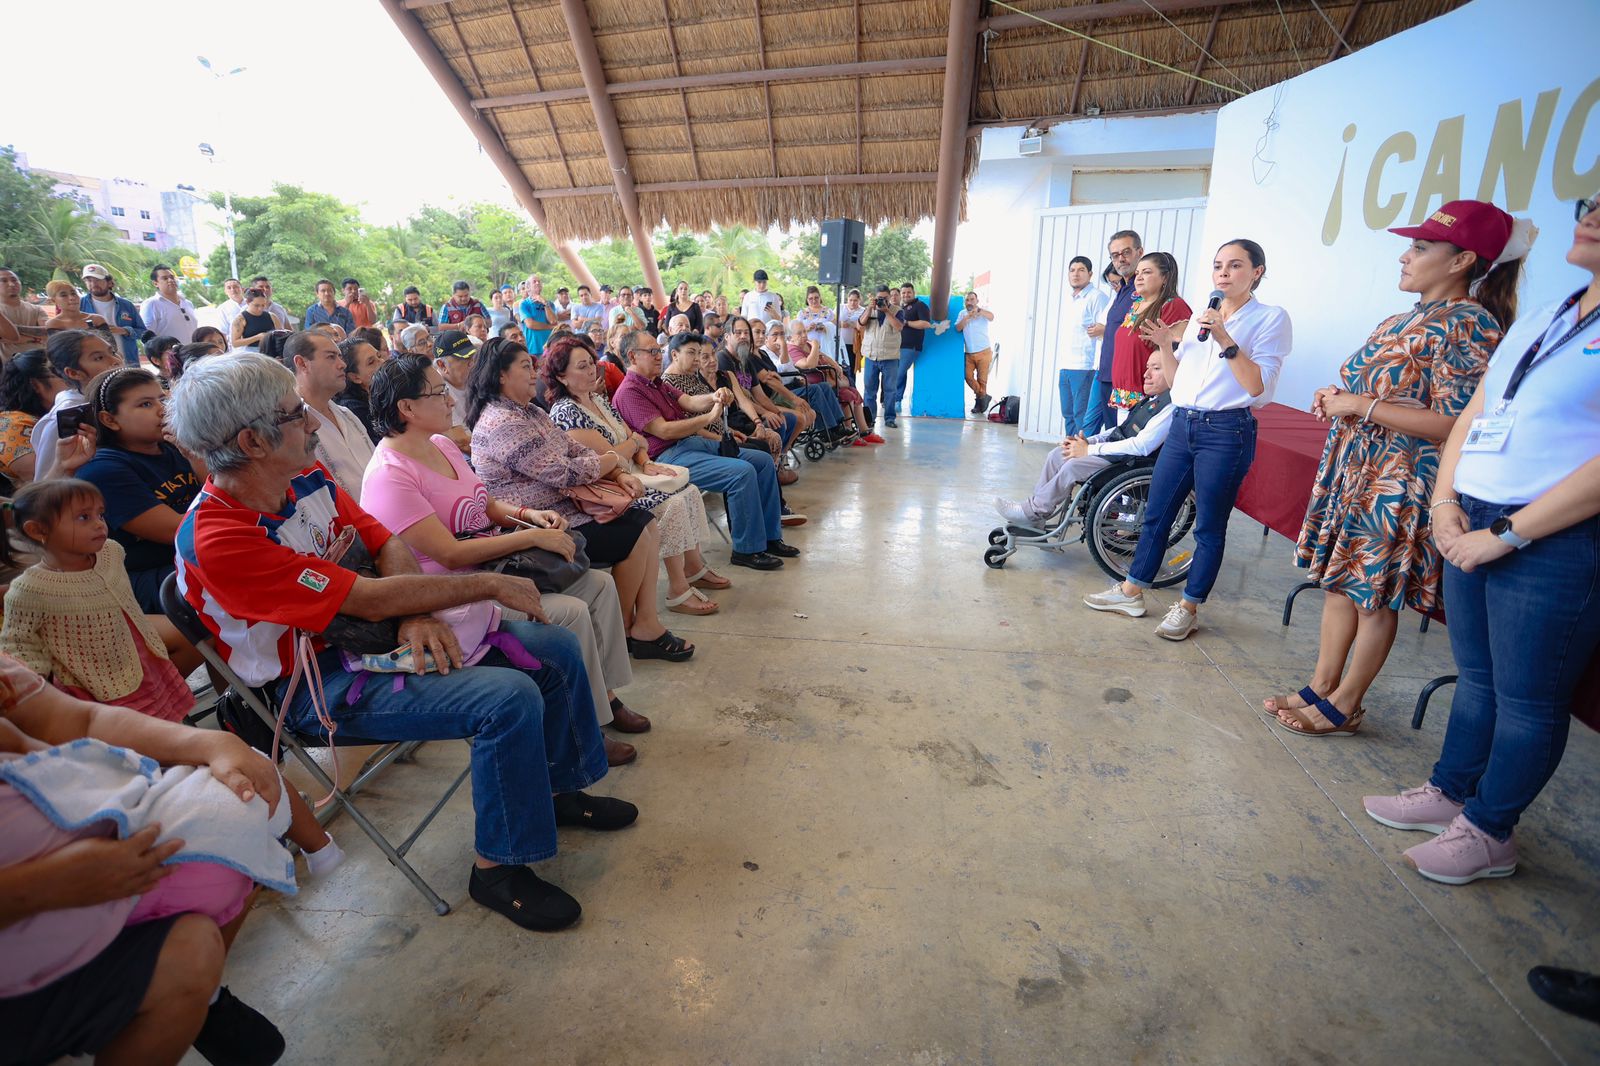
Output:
(1201, 0), (1600, 412)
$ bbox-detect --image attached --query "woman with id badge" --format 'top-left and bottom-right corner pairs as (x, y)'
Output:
(1362, 191), (1600, 885)
(1268, 200), (1529, 736)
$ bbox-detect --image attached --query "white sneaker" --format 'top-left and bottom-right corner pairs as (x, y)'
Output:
(1083, 584), (1146, 617)
(994, 497), (1040, 529)
(1154, 602), (1198, 641)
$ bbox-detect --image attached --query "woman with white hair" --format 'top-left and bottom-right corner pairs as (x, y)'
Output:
(399, 324), (432, 355)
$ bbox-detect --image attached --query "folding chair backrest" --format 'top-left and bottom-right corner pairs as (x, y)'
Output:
(159, 572), (213, 650)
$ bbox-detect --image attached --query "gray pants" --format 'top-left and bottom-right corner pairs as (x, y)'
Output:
(1027, 450), (1112, 521)
(528, 568), (632, 726)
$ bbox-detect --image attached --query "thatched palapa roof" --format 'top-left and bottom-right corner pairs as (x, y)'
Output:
(381, 0), (1465, 297)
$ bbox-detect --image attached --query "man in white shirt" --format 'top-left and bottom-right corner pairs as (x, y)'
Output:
(955, 291), (996, 415)
(218, 278), (247, 333)
(608, 287), (647, 331)
(0, 268), (48, 359)
(432, 329), (476, 454)
(283, 331), (375, 501)
(996, 349), (1173, 529)
(740, 270), (782, 325)
(1059, 256), (1110, 436)
(140, 263), (197, 343)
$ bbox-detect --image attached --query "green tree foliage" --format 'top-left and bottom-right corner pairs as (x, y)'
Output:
(655, 231), (702, 272)
(861, 225), (931, 294)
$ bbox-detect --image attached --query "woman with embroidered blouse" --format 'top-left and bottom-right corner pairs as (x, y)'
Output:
(1264, 200), (1529, 737)
(545, 333), (727, 617)
(466, 338), (693, 661)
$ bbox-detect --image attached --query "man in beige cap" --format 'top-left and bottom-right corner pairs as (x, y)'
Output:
(79, 264), (144, 365)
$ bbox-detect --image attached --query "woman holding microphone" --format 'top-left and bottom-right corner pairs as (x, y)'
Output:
(1082, 239), (1292, 640)
(1362, 192), (1600, 885)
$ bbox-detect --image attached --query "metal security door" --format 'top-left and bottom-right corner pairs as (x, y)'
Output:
(1018, 199), (1207, 443)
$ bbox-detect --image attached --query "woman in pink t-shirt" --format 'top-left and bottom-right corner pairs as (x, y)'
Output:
(359, 355), (655, 751)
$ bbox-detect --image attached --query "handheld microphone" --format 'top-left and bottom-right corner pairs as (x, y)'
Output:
(1196, 289), (1224, 342)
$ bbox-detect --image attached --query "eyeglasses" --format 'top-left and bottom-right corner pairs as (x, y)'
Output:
(271, 401), (311, 428)
(1578, 197), (1599, 221)
(417, 385), (450, 400)
(633, 346), (663, 356)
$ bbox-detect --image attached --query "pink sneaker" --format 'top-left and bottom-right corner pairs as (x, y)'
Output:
(1363, 784), (1464, 833)
(1403, 814), (1517, 885)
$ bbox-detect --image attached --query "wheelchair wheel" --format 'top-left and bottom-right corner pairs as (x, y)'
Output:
(1085, 466), (1196, 588)
(803, 436), (826, 462)
(983, 546), (1011, 569)
(987, 527), (1008, 546)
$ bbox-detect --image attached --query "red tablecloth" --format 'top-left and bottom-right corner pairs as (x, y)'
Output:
(1235, 403), (1327, 540)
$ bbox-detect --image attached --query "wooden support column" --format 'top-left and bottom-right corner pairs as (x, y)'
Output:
(928, 0), (982, 314)
(377, 0), (596, 293)
(558, 0), (666, 297)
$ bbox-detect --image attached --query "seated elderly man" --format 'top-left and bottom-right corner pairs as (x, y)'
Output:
(167, 354), (635, 932)
(611, 329), (796, 571)
(995, 349), (1174, 529)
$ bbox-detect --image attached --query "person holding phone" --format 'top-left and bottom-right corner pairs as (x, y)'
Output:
(518, 275), (557, 356)
(31, 330), (122, 481)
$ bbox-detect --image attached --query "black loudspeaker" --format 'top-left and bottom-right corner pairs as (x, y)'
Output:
(818, 218), (866, 287)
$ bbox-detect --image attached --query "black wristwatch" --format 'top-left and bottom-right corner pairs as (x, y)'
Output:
(1219, 344), (1240, 360)
(1489, 516), (1532, 549)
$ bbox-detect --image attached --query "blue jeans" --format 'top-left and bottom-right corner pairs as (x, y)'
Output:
(894, 348), (920, 412)
(795, 383), (843, 429)
(660, 436), (783, 553)
(1087, 378), (1114, 435)
(1127, 407), (1256, 604)
(278, 620), (605, 866)
(1430, 497), (1600, 840)
(1058, 369), (1096, 436)
(863, 359), (898, 420)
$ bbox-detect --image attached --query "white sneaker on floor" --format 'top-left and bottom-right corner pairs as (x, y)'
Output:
(1154, 602), (1198, 640)
(1083, 584), (1146, 617)
(993, 497), (1040, 528)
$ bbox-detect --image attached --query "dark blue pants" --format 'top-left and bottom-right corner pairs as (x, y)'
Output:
(1430, 497), (1600, 839)
(1127, 407), (1256, 604)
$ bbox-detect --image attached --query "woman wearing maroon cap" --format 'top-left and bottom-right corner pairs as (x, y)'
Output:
(1266, 199), (1530, 738)
(1360, 191), (1600, 886)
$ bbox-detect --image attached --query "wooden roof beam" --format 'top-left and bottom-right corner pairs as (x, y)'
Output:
(1184, 6), (1224, 105)
(1328, 0), (1364, 60)
(981, 0), (1261, 33)
(471, 56), (948, 110)
(377, 0), (597, 292)
(558, 0), (666, 297)
(538, 172), (941, 198)
(658, 0), (704, 183)
(929, 0), (982, 314)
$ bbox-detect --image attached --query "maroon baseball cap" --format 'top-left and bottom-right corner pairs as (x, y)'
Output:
(1389, 200), (1513, 263)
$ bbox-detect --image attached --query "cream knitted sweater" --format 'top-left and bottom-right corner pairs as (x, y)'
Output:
(0, 540), (171, 701)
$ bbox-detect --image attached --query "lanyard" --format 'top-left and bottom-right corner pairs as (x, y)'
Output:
(1495, 288), (1600, 414)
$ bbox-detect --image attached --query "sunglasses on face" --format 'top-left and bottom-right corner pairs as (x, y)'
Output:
(1578, 197), (1599, 221)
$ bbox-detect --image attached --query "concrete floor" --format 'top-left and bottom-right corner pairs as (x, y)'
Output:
(220, 417), (1600, 1065)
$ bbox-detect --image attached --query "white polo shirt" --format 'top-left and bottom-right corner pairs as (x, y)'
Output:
(1454, 291), (1600, 506)
(140, 294), (197, 343)
(1061, 286), (1109, 371)
(1167, 296), (1292, 411)
(959, 309), (993, 353)
(741, 290), (782, 324)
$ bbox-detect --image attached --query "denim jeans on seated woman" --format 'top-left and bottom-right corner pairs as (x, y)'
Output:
(1126, 407), (1257, 604)
(1429, 497), (1600, 840)
(795, 382), (844, 429)
(277, 619), (606, 866)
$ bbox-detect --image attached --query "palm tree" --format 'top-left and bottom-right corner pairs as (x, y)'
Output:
(8, 197), (143, 284)
(682, 225), (773, 296)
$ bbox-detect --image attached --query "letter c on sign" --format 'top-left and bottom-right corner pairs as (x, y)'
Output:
(1554, 75), (1600, 201)
(1363, 131), (1417, 231)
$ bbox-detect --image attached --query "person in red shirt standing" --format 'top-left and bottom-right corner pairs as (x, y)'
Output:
(1110, 252), (1190, 414)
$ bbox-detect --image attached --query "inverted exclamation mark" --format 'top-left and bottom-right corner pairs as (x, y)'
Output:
(1322, 124), (1358, 246)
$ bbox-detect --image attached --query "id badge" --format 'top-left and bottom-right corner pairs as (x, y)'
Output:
(1461, 413), (1514, 452)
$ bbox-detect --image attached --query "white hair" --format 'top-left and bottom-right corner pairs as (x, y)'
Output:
(168, 353), (295, 473)
(400, 324), (431, 351)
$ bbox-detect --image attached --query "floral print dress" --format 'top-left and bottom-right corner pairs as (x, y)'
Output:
(1295, 298), (1501, 612)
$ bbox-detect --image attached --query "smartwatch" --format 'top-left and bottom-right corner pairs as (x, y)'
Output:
(1218, 344), (1240, 360)
(1489, 516), (1532, 549)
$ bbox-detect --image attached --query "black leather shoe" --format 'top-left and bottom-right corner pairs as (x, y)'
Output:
(765, 540), (801, 558)
(730, 551), (783, 570)
(1529, 967), (1600, 1023)
(553, 791), (639, 830)
(469, 865), (581, 931)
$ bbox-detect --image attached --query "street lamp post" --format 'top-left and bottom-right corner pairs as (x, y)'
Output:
(197, 57), (245, 281)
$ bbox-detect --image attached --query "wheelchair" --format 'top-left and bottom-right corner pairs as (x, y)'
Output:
(780, 370), (856, 461)
(982, 455), (1198, 588)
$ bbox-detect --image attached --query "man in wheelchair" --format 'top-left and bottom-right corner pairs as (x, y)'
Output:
(996, 350), (1174, 530)
(167, 353), (635, 933)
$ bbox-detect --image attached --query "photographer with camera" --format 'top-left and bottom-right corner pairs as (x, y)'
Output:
(859, 285), (903, 428)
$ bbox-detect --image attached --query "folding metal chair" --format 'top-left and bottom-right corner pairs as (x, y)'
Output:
(702, 491), (733, 544)
(160, 573), (469, 915)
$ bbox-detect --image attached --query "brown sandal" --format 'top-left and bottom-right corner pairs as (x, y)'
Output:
(687, 567), (732, 590)
(667, 587), (719, 615)
(1270, 686), (1364, 738)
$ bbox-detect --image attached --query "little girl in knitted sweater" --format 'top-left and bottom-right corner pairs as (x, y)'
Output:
(0, 477), (342, 876)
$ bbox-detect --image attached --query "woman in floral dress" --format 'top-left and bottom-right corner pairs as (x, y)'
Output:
(1266, 199), (1530, 736)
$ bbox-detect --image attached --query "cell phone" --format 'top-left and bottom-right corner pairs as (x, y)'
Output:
(57, 403), (92, 439)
